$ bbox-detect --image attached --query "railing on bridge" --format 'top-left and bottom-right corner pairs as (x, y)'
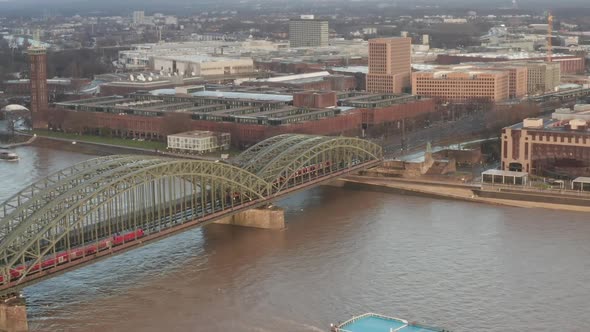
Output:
(0, 134), (382, 296)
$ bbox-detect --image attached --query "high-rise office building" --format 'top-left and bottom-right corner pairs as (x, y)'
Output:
(28, 47), (48, 129)
(133, 11), (145, 25)
(289, 15), (329, 48)
(366, 37), (412, 94)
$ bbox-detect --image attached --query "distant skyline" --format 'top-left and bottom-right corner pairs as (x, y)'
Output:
(1, 0), (590, 17)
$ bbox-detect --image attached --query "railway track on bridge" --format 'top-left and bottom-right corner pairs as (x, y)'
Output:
(0, 134), (383, 296)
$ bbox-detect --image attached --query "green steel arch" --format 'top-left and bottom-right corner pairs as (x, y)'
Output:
(231, 134), (295, 167)
(0, 134), (382, 288)
(257, 136), (383, 189)
(0, 158), (270, 283)
(0, 155), (129, 220)
(0, 155), (158, 241)
(239, 135), (316, 174)
(233, 134), (382, 187)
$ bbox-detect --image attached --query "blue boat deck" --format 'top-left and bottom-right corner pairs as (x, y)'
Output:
(336, 313), (445, 332)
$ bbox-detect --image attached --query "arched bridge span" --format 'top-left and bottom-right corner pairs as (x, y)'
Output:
(0, 134), (382, 295)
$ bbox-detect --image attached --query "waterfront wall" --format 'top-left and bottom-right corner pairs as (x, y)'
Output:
(474, 189), (590, 207)
(431, 148), (482, 165)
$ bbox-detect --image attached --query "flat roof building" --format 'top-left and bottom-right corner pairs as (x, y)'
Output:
(289, 16), (329, 48)
(366, 37), (412, 94)
(553, 105), (590, 122)
(572, 177), (590, 191)
(242, 71), (356, 91)
(436, 52), (585, 75)
(167, 130), (230, 153)
(501, 115), (590, 177)
(412, 69), (510, 102)
(511, 61), (561, 95)
(152, 55), (254, 78)
(482, 169), (529, 185)
(133, 11), (145, 25)
(51, 89), (435, 147)
(472, 63), (528, 99)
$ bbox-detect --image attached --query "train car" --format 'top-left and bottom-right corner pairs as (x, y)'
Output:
(0, 268), (25, 283)
(0, 229), (145, 284)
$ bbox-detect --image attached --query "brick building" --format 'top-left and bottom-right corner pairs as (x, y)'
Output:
(502, 114), (590, 177)
(293, 91), (337, 108)
(49, 92), (435, 148)
(28, 47), (49, 129)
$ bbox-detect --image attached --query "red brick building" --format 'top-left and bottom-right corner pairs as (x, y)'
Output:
(49, 92), (435, 148)
(293, 91), (337, 108)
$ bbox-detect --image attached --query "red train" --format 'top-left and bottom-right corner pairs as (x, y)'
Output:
(273, 161), (332, 186)
(0, 229), (145, 284)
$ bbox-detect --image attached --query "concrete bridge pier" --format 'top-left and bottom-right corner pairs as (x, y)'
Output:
(215, 206), (285, 230)
(0, 294), (28, 332)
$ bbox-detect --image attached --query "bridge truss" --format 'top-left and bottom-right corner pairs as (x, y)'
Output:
(0, 134), (382, 295)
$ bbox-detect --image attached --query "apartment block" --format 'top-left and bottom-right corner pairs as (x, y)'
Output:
(289, 16), (329, 48)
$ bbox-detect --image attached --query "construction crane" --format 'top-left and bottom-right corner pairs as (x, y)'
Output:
(547, 12), (554, 62)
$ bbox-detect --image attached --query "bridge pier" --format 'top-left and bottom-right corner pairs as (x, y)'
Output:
(215, 206), (285, 230)
(0, 294), (28, 332)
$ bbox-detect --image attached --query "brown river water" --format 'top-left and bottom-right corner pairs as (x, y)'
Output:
(1, 145), (589, 332)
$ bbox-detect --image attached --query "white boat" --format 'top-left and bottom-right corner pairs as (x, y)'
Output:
(0, 151), (19, 161)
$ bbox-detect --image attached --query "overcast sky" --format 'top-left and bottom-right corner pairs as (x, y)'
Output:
(1, 0), (589, 15)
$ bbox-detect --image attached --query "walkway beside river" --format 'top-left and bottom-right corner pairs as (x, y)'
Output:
(0, 135), (36, 149)
(342, 175), (590, 213)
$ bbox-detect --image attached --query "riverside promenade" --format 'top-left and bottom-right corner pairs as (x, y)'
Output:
(0, 135), (36, 149)
(340, 175), (590, 213)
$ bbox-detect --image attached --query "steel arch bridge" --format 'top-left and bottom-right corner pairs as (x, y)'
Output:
(0, 134), (382, 295)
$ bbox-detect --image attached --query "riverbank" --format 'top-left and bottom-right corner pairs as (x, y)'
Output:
(28, 136), (158, 156)
(18, 132), (240, 160)
(0, 135), (36, 149)
(339, 175), (590, 213)
(30, 130), (167, 150)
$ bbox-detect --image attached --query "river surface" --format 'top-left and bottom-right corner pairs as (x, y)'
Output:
(1, 145), (590, 332)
